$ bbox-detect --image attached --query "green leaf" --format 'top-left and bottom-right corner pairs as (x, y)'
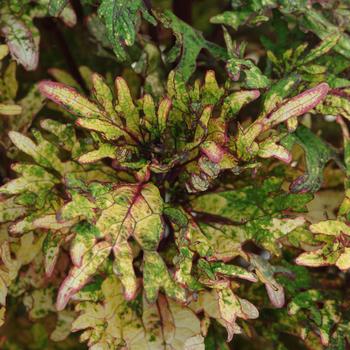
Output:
(210, 9), (254, 30)
(191, 177), (312, 222)
(0, 163), (59, 195)
(42, 231), (63, 278)
(114, 76), (141, 137)
(143, 251), (186, 303)
(112, 241), (138, 300)
(221, 90), (260, 118)
(60, 191), (96, 221)
(48, 0), (69, 16)
(281, 125), (340, 193)
(77, 143), (117, 163)
(301, 9), (350, 59)
(97, 0), (155, 61)
(217, 285), (259, 341)
(287, 290), (341, 346)
(155, 10), (226, 82)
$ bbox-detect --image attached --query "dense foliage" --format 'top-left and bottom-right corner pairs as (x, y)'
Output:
(1, 0), (350, 349)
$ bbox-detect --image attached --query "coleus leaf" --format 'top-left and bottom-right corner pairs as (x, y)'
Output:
(56, 241), (112, 311)
(190, 288), (258, 341)
(91, 73), (116, 117)
(210, 6), (268, 30)
(288, 290), (341, 346)
(114, 76), (142, 137)
(0, 196), (26, 223)
(96, 182), (164, 251)
(48, 67), (82, 90)
(134, 39), (166, 98)
(302, 32), (340, 64)
(191, 177), (312, 223)
(97, 0), (156, 61)
(0, 163), (59, 196)
(8, 130), (64, 172)
(248, 254), (291, 308)
(0, 307), (4, 327)
(0, 103), (22, 115)
(6, 85), (45, 144)
(0, 232), (45, 307)
(150, 294), (205, 349)
(316, 88), (350, 122)
(197, 259), (257, 284)
(72, 275), (203, 349)
(259, 74), (300, 118)
(32, 214), (77, 232)
(236, 82), (329, 160)
(143, 251), (186, 302)
(217, 285), (259, 341)
(39, 77), (141, 142)
(262, 82), (329, 130)
(1, 60), (18, 101)
(195, 221), (246, 261)
(245, 216), (306, 256)
(190, 179), (309, 256)
(186, 141), (238, 193)
(60, 191), (96, 222)
(301, 8), (350, 59)
(112, 240), (138, 300)
(281, 125), (340, 193)
(69, 222), (102, 267)
(50, 310), (76, 342)
(257, 133), (292, 163)
(223, 28), (270, 88)
(40, 119), (78, 154)
(174, 243), (203, 291)
(296, 220), (350, 270)
(23, 287), (56, 320)
(42, 231), (64, 278)
(0, 14), (39, 71)
(155, 10), (226, 82)
(38, 81), (105, 119)
(221, 89), (260, 117)
(77, 143), (118, 164)
(72, 275), (143, 348)
(62, 181), (169, 300)
(48, 0), (69, 16)
(142, 94), (172, 141)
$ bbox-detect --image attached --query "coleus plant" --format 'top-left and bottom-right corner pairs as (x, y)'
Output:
(1, 0), (350, 349)
(0, 63), (334, 347)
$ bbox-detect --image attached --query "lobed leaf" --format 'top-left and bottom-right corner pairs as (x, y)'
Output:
(56, 241), (112, 311)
